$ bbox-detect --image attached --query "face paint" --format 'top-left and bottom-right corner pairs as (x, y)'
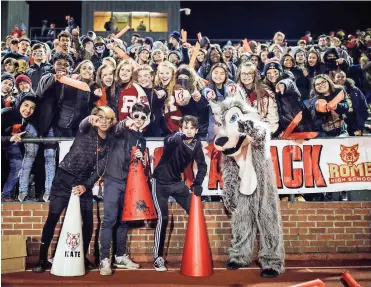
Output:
(95, 45), (105, 54)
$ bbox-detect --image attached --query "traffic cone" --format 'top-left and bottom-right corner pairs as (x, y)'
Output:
(50, 192), (85, 277)
(180, 193), (213, 277)
(289, 279), (326, 287)
(122, 146), (157, 221)
(341, 271), (362, 287)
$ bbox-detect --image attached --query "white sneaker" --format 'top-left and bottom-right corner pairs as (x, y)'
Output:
(153, 256), (167, 271)
(114, 254), (140, 269)
(99, 258), (112, 276)
(18, 193), (27, 202)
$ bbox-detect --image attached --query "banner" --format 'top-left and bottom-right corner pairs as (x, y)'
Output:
(59, 137), (371, 195)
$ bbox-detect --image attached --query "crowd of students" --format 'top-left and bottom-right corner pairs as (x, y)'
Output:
(1, 27), (371, 204)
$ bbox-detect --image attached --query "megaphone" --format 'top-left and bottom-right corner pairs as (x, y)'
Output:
(122, 146), (157, 221)
(50, 192), (85, 276)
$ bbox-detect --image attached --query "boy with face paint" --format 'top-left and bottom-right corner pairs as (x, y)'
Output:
(91, 36), (108, 70)
(25, 43), (53, 91)
(1, 92), (37, 201)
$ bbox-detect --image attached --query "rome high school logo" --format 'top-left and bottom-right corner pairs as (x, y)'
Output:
(66, 232), (80, 251)
(340, 144), (360, 166)
(328, 144), (371, 184)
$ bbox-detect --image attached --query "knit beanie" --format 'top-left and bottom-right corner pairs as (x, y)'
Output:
(152, 41), (163, 50)
(144, 37), (154, 48)
(169, 31), (181, 43)
(138, 45), (150, 54)
(16, 74), (32, 88)
(263, 57), (283, 76)
(1, 72), (15, 85)
(168, 50), (181, 60)
(82, 36), (93, 46)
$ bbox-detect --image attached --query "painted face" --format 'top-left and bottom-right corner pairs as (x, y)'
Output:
(223, 46), (233, 59)
(308, 53), (318, 66)
(54, 59), (70, 74)
(20, 100), (36, 118)
(18, 81), (31, 93)
(295, 52), (305, 64)
(119, 64), (133, 83)
(1, 79), (14, 94)
(139, 50), (150, 62)
(32, 48), (46, 62)
(179, 121), (198, 139)
(283, 56), (293, 68)
(79, 62), (94, 80)
(240, 66), (255, 86)
(152, 50), (164, 63)
(5, 62), (16, 73)
(158, 66), (172, 86)
(260, 51), (268, 63)
(210, 49), (221, 64)
(96, 110), (112, 132)
(18, 41), (30, 55)
(314, 78), (330, 94)
(197, 51), (205, 62)
(101, 67), (114, 87)
(131, 111), (148, 129)
(59, 36), (71, 51)
(334, 73), (346, 86)
(138, 69), (153, 88)
(211, 67), (226, 85)
(266, 69), (280, 84)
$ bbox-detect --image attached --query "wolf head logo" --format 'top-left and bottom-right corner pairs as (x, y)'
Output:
(66, 232), (80, 251)
(340, 144), (360, 166)
(209, 90), (260, 157)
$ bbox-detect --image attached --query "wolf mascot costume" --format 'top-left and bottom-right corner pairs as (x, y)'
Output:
(209, 90), (285, 278)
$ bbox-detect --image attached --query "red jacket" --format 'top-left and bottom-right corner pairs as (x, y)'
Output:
(117, 82), (149, 121)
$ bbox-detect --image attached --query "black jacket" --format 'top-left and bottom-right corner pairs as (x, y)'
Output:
(58, 117), (112, 194)
(104, 120), (147, 182)
(25, 62), (53, 91)
(142, 87), (166, 137)
(153, 132), (207, 186)
(275, 71), (314, 133)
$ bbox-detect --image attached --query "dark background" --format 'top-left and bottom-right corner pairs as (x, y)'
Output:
(28, 1), (371, 40)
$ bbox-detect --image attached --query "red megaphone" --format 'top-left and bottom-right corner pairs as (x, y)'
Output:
(122, 146), (157, 221)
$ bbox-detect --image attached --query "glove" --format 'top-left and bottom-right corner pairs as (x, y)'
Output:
(191, 184), (203, 196)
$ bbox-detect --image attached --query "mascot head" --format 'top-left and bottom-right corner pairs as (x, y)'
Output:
(209, 91), (260, 157)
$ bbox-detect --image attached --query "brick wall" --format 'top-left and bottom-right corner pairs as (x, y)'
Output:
(1, 202), (371, 262)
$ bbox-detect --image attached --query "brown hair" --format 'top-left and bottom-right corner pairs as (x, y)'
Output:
(179, 115), (199, 129)
(209, 63), (229, 88)
(133, 64), (155, 82)
(310, 74), (342, 98)
(96, 64), (114, 88)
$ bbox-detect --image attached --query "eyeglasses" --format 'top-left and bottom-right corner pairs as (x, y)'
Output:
(315, 80), (328, 88)
(133, 114), (147, 121)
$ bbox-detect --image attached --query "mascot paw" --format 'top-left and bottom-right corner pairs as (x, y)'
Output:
(260, 269), (279, 278)
(237, 119), (254, 134)
(226, 261), (249, 270)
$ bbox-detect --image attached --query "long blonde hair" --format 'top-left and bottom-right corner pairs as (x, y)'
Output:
(154, 61), (176, 107)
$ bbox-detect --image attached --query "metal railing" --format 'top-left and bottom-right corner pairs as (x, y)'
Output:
(29, 27), (67, 42)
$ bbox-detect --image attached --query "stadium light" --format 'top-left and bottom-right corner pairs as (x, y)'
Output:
(180, 8), (191, 15)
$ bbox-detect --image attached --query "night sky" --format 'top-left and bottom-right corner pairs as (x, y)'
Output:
(28, 1), (370, 41)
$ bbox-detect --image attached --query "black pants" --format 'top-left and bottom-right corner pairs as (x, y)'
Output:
(152, 179), (191, 259)
(38, 170), (93, 261)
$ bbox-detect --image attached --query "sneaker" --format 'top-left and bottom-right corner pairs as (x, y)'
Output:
(114, 254), (140, 269)
(18, 193), (27, 202)
(340, 191), (348, 201)
(32, 260), (52, 273)
(295, 195), (306, 202)
(99, 258), (112, 276)
(153, 256), (167, 272)
(43, 193), (50, 203)
(85, 257), (95, 270)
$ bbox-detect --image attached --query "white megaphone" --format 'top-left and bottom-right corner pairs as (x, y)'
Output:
(50, 192), (85, 276)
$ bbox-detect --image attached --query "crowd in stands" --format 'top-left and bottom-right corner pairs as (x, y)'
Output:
(2, 24), (371, 203)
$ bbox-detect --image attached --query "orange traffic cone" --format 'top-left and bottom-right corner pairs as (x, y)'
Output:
(180, 193), (213, 277)
(289, 279), (326, 287)
(341, 271), (362, 287)
(122, 147), (157, 221)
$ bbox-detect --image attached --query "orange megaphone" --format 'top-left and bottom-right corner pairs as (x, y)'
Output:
(289, 279), (326, 287)
(180, 193), (213, 277)
(121, 147), (157, 221)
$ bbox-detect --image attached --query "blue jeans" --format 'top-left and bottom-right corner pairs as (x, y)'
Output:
(2, 144), (23, 198)
(18, 124), (56, 195)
